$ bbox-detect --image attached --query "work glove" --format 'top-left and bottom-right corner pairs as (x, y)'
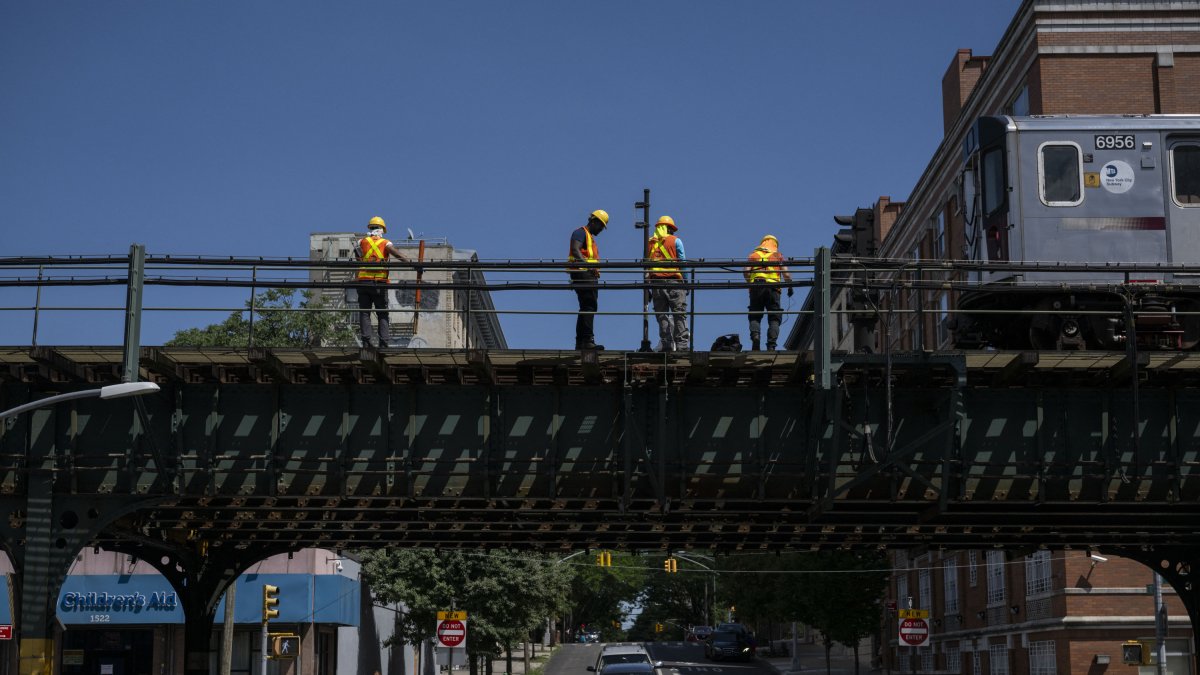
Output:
(787, 287), (794, 298)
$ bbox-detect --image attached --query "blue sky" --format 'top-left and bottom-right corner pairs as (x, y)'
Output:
(0, 1), (1021, 349)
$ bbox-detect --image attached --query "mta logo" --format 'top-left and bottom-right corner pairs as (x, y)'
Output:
(1106, 165), (1118, 177)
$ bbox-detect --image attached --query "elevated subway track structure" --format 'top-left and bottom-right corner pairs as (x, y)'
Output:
(4, 248), (1200, 672)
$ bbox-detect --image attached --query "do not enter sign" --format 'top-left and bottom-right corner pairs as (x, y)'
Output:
(898, 617), (930, 647)
(437, 619), (467, 649)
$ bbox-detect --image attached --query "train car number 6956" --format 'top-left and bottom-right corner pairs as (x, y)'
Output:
(1095, 134), (1135, 149)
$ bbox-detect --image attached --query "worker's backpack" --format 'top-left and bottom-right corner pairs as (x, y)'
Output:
(710, 333), (742, 352)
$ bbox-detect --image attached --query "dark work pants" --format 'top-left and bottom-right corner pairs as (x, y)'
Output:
(357, 282), (390, 346)
(747, 282), (782, 346)
(571, 272), (598, 346)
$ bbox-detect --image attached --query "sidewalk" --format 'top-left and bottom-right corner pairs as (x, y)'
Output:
(487, 642), (555, 675)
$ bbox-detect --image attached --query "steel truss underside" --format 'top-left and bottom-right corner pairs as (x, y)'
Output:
(2, 347), (1200, 556)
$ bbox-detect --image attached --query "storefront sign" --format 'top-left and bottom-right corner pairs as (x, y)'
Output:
(58, 576), (184, 625)
(62, 650), (85, 665)
(0, 625), (10, 640)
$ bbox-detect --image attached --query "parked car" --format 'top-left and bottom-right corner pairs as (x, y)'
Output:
(686, 625), (713, 642)
(704, 631), (753, 662)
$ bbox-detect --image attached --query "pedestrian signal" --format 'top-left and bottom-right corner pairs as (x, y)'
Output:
(596, 551), (612, 567)
(262, 584), (280, 622)
(271, 633), (299, 659)
(663, 557), (678, 573)
(1121, 640), (1150, 665)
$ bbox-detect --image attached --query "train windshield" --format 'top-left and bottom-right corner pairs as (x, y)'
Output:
(981, 148), (1006, 216)
(1039, 144), (1082, 205)
(1174, 144), (1200, 205)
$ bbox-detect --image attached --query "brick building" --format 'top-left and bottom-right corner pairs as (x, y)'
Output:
(786, 0), (1200, 352)
(886, 549), (1194, 674)
(785, 1), (1200, 673)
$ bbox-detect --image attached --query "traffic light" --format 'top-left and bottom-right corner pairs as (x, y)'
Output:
(663, 557), (678, 573)
(1121, 640), (1151, 665)
(262, 584), (280, 622)
(596, 551), (612, 567)
(655, 623), (663, 633)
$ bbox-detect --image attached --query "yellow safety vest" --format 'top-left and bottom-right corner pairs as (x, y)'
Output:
(357, 236), (391, 282)
(647, 235), (682, 279)
(747, 248), (781, 283)
(568, 227), (599, 275)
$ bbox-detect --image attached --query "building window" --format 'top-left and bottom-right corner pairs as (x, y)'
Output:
(1029, 640), (1056, 675)
(1173, 144), (1200, 206)
(944, 558), (960, 615)
(919, 564), (932, 611)
(968, 550), (978, 587)
(897, 575), (909, 609)
(936, 293), (951, 347)
(985, 551), (1006, 606)
(920, 646), (935, 672)
(933, 211), (946, 259)
(1007, 85), (1030, 117)
(989, 644), (1009, 675)
(945, 642), (962, 672)
(1038, 143), (1083, 206)
(973, 651), (982, 675)
(895, 550), (909, 569)
(1025, 551), (1052, 597)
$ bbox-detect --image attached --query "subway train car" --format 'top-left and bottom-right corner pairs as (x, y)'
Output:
(953, 115), (1200, 350)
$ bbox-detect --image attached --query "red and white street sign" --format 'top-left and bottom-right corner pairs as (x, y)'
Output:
(898, 618), (929, 647)
(0, 625), (11, 640)
(437, 619), (467, 648)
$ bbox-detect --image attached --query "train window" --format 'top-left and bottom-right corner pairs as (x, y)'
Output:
(1173, 144), (1200, 206)
(1038, 143), (1083, 206)
(981, 148), (1006, 216)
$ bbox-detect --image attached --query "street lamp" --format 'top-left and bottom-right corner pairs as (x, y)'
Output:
(0, 382), (161, 421)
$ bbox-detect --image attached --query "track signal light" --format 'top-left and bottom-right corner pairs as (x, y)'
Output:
(663, 557), (678, 573)
(262, 584), (280, 622)
(596, 551), (612, 567)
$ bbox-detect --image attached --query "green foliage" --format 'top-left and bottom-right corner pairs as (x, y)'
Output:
(568, 552), (646, 640)
(718, 551), (889, 651)
(628, 556), (715, 640)
(166, 288), (355, 347)
(358, 548), (574, 656)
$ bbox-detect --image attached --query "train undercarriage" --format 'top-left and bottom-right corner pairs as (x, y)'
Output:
(952, 286), (1200, 351)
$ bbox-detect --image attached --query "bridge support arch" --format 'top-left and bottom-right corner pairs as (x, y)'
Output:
(1114, 547), (1200, 672)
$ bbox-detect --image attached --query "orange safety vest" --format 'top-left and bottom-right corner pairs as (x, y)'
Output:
(568, 227), (599, 276)
(357, 235), (392, 282)
(647, 235), (682, 279)
(746, 248), (782, 283)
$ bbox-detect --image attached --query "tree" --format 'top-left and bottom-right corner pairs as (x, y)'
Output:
(166, 288), (355, 347)
(569, 552), (646, 641)
(358, 548), (573, 673)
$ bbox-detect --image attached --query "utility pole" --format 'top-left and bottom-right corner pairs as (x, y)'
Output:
(1153, 573), (1167, 675)
(634, 189), (652, 352)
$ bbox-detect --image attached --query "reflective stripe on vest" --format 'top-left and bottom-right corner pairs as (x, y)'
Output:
(358, 236), (391, 281)
(568, 228), (599, 274)
(747, 248), (781, 283)
(648, 236), (682, 279)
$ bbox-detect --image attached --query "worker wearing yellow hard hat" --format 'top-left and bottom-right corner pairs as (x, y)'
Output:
(356, 215), (410, 348)
(567, 210), (609, 349)
(646, 215), (690, 352)
(743, 234), (793, 351)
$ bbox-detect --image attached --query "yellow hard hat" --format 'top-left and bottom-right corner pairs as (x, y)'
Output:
(762, 234), (778, 243)
(656, 215), (677, 232)
(368, 216), (387, 232)
(590, 210), (609, 228)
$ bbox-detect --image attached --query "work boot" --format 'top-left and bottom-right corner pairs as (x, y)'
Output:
(750, 333), (761, 352)
(362, 338), (375, 349)
(577, 341), (605, 351)
(766, 342), (776, 351)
